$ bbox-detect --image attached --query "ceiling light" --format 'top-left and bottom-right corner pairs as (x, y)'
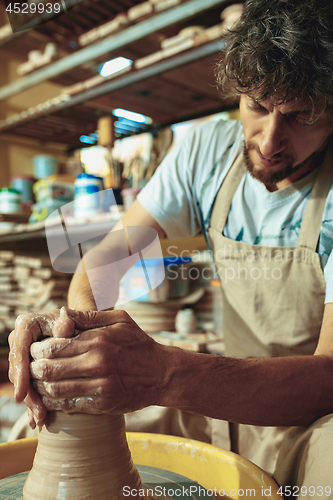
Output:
(80, 135), (96, 144)
(99, 57), (132, 77)
(112, 108), (152, 124)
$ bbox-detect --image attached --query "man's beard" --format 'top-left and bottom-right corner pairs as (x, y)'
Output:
(243, 141), (328, 185)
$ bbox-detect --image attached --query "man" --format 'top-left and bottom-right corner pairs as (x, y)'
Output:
(8, 0), (333, 492)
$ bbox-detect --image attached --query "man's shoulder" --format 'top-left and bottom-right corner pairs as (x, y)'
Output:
(190, 118), (243, 143)
(164, 118), (243, 182)
(183, 119), (244, 176)
(189, 120), (244, 219)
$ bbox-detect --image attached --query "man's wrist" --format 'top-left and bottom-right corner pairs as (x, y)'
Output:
(157, 345), (195, 409)
(67, 300), (97, 311)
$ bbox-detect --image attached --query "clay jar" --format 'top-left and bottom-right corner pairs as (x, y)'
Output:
(23, 411), (142, 500)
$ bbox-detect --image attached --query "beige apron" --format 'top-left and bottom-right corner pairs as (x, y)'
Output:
(11, 148), (333, 482)
(208, 146), (333, 474)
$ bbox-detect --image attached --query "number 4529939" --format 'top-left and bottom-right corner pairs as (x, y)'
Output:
(6, 3), (61, 14)
(277, 485), (332, 497)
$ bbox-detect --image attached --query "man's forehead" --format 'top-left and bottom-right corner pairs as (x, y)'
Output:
(248, 94), (312, 113)
(245, 94), (331, 118)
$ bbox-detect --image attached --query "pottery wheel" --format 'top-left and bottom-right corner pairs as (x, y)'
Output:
(0, 466), (209, 500)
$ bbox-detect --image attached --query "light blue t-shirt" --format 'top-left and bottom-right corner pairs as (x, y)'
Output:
(138, 119), (333, 303)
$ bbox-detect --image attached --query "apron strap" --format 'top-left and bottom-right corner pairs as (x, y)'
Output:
(297, 143), (333, 251)
(210, 142), (333, 249)
(209, 152), (246, 233)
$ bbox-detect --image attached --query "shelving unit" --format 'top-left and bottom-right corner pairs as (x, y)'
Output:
(0, 0), (230, 364)
(0, 0), (231, 286)
(0, 0), (230, 99)
(0, 0), (239, 146)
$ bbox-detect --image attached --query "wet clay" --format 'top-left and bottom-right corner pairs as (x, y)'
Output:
(23, 312), (143, 499)
(23, 411), (142, 499)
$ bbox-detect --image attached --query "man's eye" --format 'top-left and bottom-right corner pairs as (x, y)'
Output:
(293, 116), (314, 126)
(249, 101), (265, 111)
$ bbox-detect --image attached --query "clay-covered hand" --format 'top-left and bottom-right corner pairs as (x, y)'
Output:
(29, 309), (172, 416)
(8, 307), (118, 428)
(8, 307), (78, 428)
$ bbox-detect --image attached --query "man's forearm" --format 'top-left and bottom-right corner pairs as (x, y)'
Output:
(67, 235), (135, 312)
(68, 271), (97, 311)
(161, 348), (333, 427)
(67, 218), (129, 312)
(66, 205), (165, 313)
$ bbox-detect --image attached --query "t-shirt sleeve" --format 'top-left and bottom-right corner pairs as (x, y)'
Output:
(324, 250), (333, 303)
(137, 119), (244, 240)
(137, 127), (203, 240)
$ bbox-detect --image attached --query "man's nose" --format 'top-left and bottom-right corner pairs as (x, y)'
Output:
(259, 116), (287, 158)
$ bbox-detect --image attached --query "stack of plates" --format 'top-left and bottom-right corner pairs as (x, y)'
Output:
(116, 300), (182, 332)
(116, 288), (205, 333)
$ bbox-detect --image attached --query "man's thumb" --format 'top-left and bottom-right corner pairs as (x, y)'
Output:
(61, 307), (115, 330)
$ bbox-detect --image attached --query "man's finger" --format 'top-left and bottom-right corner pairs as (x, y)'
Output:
(30, 335), (82, 360)
(9, 343), (34, 403)
(30, 330), (107, 360)
(63, 308), (132, 331)
(33, 377), (108, 399)
(27, 408), (36, 430)
(53, 309), (76, 338)
(8, 361), (14, 384)
(24, 384), (48, 426)
(10, 310), (60, 402)
(30, 352), (109, 381)
(10, 316), (41, 402)
(40, 395), (104, 414)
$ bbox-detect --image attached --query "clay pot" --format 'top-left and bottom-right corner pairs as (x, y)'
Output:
(220, 4), (244, 30)
(23, 411), (141, 499)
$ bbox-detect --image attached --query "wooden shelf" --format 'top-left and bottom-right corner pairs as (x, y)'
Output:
(0, 213), (119, 241)
(0, 38), (231, 145)
(0, 0), (229, 100)
(0, 218), (207, 258)
(0, 0), (237, 146)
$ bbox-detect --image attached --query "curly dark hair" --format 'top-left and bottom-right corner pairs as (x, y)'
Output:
(216, 0), (333, 119)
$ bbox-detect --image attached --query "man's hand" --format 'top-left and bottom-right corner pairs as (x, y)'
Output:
(8, 307), (131, 427)
(28, 310), (170, 416)
(8, 307), (77, 428)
